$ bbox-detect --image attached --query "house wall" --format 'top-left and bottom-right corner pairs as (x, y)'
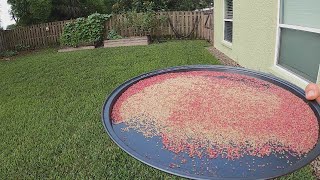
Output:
(214, 0), (309, 88)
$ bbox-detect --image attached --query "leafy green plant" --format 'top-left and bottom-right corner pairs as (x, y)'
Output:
(0, 50), (18, 58)
(107, 29), (123, 40)
(15, 44), (31, 52)
(6, 24), (17, 30)
(123, 11), (167, 34)
(60, 13), (111, 47)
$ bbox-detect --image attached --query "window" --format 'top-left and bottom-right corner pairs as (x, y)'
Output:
(277, 0), (320, 83)
(224, 0), (233, 43)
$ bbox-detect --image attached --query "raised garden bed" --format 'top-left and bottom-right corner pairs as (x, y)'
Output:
(58, 45), (95, 53)
(104, 36), (150, 48)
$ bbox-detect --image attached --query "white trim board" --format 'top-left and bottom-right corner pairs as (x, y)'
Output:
(279, 24), (320, 34)
(270, 65), (309, 88)
(273, 0), (281, 67)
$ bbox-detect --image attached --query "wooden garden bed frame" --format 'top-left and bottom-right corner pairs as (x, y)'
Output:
(58, 45), (95, 53)
(104, 36), (150, 48)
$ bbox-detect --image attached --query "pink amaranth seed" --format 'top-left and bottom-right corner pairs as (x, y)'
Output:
(111, 71), (319, 159)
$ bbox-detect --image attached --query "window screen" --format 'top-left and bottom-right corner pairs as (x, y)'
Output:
(278, 0), (320, 83)
(225, 0), (233, 20)
(224, 0), (233, 43)
(224, 22), (233, 43)
(282, 0), (320, 29)
(278, 28), (320, 82)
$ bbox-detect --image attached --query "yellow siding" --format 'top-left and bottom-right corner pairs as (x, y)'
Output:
(214, 0), (309, 88)
(214, 0), (278, 71)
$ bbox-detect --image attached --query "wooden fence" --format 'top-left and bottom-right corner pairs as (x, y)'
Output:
(0, 10), (213, 51)
(105, 10), (214, 42)
(0, 20), (70, 51)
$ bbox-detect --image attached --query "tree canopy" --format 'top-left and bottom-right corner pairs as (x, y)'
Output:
(8, 0), (213, 26)
(8, 0), (112, 25)
(112, 0), (213, 13)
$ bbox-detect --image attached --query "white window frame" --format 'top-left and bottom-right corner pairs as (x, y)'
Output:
(222, 0), (233, 46)
(274, 0), (320, 84)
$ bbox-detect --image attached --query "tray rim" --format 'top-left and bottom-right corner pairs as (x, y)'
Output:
(101, 65), (320, 180)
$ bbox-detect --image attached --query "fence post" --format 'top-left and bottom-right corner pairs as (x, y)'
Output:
(0, 31), (5, 51)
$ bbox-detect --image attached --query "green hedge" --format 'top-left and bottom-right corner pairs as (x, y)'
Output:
(60, 13), (111, 47)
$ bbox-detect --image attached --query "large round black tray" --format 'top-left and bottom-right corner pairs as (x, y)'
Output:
(102, 65), (320, 180)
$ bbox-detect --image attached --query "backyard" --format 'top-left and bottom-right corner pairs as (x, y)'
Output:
(0, 40), (315, 179)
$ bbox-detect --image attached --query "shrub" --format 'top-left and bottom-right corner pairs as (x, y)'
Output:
(124, 11), (157, 32)
(6, 24), (17, 30)
(107, 29), (123, 40)
(123, 11), (167, 35)
(60, 13), (111, 47)
(15, 44), (31, 52)
(0, 50), (18, 58)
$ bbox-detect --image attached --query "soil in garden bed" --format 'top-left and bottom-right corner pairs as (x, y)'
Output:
(112, 71), (318, 160)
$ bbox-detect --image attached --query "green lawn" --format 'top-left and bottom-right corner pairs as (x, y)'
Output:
(0, 40), (315, 179)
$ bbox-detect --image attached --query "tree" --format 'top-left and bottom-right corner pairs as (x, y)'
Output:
(103, 0), (117, 15)
(165, 0), (212, 11)
(7, 0), (212, 26)
(8, 0), (52, 26)
(6, 24), (17, 30)
(111, 0), (212, 13)
(8, 0), (111, 26)
(50, 0), (109, 21)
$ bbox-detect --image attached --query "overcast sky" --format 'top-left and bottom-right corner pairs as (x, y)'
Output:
(0, 0), (15, 29)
